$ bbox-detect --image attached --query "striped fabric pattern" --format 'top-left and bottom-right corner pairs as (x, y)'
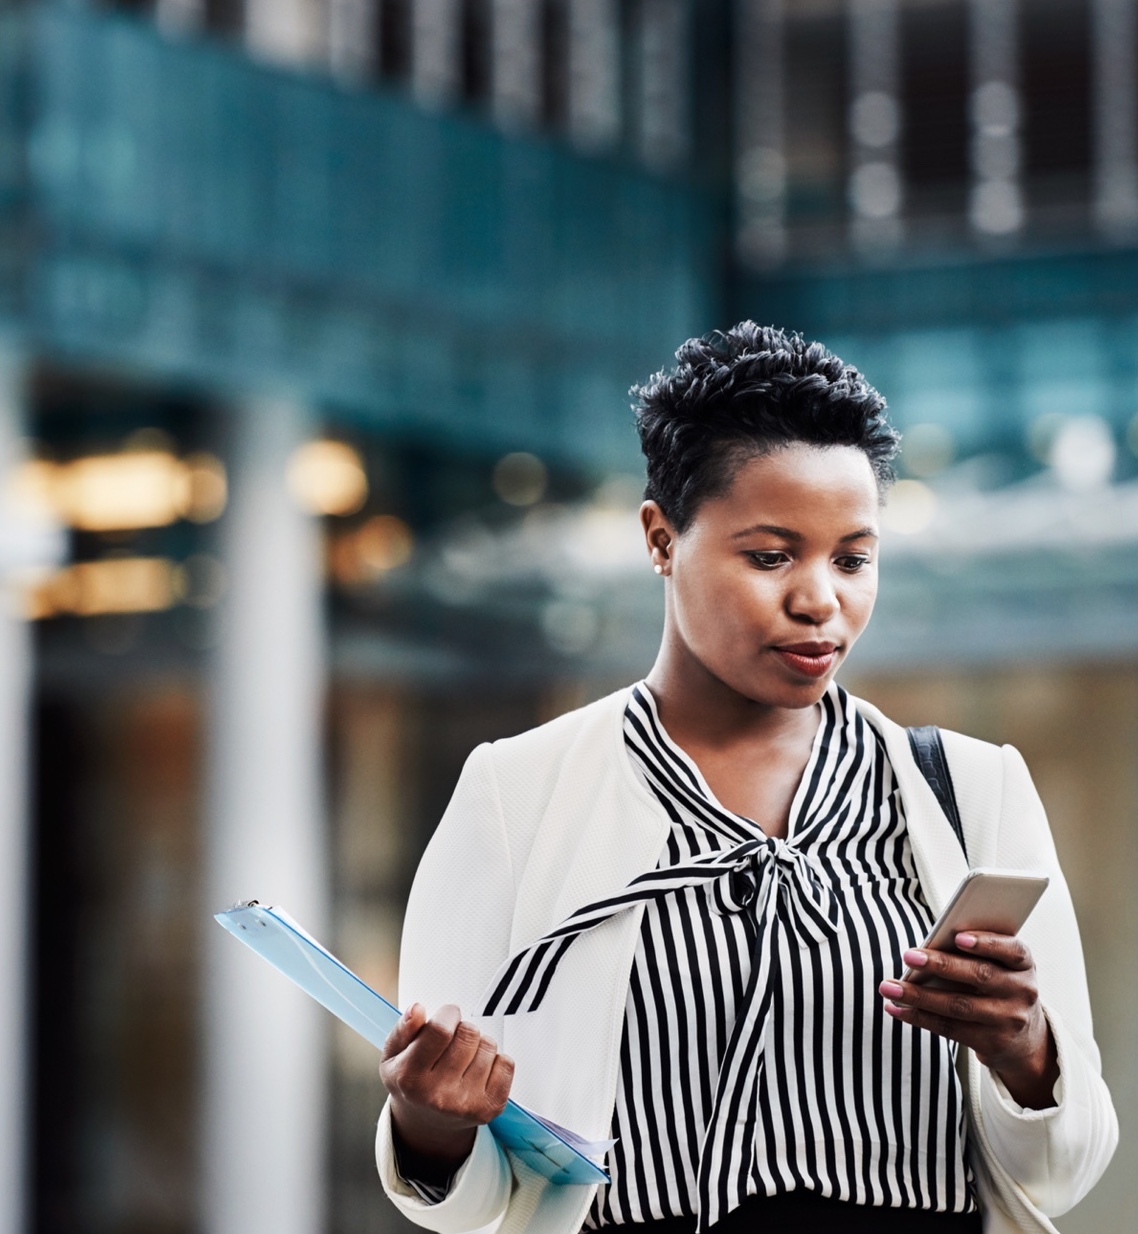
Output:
(578, 682), (976, 1228)
(481, 838), (840, 1018)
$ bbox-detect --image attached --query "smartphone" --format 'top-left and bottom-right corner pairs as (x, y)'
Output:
(902, 868), (1050, 985)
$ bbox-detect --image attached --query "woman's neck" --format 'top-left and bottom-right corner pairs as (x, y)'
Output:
(643, 651), (820, 756)
(642, 657), (823, 837)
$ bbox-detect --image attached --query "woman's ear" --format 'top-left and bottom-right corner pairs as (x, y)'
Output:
(640, 501), (675, 577)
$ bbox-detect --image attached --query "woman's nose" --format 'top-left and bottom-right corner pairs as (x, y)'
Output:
(786, 568), (839, 622)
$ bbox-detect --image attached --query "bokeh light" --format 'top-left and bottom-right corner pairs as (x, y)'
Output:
(288, 440), (368, 516)
(1049, 415), (1116, 491)
(492, 452), (548, 506)
(27, 557), (179, 618)
(900, 423), (956, 478)
(330, 514), (414, 584)
(881, 479), (938, 535)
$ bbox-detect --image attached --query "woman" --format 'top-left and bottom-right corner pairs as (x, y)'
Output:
(375, 325), (1117, 1234)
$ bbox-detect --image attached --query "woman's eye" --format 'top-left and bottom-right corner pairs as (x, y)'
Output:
(748, 551), (787, 569)
(836, 555), (872, 572)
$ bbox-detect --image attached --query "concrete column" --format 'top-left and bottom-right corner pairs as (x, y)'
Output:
(245, 0), (329, 67)
(411, 0), (463, 106)
(847, 0), (903, 252)
(491, 0), (542, 131)
(155, 0), (205, 35)
(735, 0), (786, 266)
(202, 398), (329, 1234)
(0, 350), (62, 1234)
(967, 0), (1023, 236)
(1091, 0), (1138, 237)
(0, 351), (32, 1234)
(566, 0), (621, 152)
(328, 0), (376, 80)
(635, 0), (688, 172)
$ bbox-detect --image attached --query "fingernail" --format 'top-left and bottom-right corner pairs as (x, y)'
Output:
(956, 932), (977, 949)
(879, 980), (905, 999)
(903, 949), (928, 967)
(884, 1002), (904, 1018)
(402, 1003), (418, 1022)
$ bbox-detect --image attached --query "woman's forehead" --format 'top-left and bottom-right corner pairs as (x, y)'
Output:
(703, 444), (880, 526)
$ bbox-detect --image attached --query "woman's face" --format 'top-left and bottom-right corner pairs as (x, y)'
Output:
(644, 442), (881, 710)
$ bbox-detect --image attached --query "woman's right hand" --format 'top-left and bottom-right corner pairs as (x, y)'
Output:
(380, 1002), (515, 1181)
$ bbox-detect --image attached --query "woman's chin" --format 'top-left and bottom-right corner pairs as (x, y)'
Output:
(716, 668), (837, 712)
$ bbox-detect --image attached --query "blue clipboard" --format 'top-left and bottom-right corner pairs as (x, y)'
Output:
(215, 902), (609, 1186)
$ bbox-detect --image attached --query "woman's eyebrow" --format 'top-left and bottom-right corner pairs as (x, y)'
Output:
(729, 524), (879, 543)
(730, 523), (801, 540)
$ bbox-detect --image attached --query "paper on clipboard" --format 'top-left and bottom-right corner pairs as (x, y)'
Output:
(214, 902), (611, 1186)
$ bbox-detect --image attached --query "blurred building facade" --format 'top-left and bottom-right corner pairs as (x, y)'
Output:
(0, 1), (1134, 1232)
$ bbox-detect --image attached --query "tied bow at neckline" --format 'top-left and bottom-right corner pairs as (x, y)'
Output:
(481, 834), (841, 1018)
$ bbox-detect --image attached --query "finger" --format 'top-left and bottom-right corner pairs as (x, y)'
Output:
(883, 996), (997, 1053)
(902, 947), (1018, 993)
(953, 931), (1034, 972)
(879, 979), (1000, 1026)
(455, 1045), (511, 1125)
(404, 1004), (464, 1070)
(884, 1001), (974, 1047)
(462, 1035), (499, 1082)
(485, 1053), (515, 1113)
(459, 1042), (499, 1110)
(382, 1002), (427, 1061)
(430, 1016), (484, 1075)
(432, 1003), (463, 1033)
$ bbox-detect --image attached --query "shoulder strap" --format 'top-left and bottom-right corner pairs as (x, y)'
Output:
(906, 725), (968, 861)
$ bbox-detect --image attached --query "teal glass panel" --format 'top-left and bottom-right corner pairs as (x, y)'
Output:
(2, 6), (715, 472)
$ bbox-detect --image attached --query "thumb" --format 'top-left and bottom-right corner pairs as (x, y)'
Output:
(382, 1002), (426, 1060)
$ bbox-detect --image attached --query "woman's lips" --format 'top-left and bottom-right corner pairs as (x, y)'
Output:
(773, 645), (838, 679)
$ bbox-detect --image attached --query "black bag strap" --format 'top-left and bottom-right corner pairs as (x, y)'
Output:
(907, 725), (967, 861)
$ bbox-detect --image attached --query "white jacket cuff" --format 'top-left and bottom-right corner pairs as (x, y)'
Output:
(376, 1101), (512, 1233)
(978, 1005), (1116, 1216)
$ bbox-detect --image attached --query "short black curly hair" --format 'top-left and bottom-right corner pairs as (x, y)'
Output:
(633, 322), (899, 532)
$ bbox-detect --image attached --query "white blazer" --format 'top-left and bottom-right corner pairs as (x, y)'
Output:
(376, 687), (1117, 1234)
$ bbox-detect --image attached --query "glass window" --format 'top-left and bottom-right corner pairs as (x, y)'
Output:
(1021, 0), (1093, 221)
(900, 0), (969, 226)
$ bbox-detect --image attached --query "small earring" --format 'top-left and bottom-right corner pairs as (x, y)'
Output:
(653, 563), (664, 575)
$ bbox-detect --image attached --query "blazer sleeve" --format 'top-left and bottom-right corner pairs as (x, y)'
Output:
(971, 743), (1118, 1217)
(376, 743), (517, 1232)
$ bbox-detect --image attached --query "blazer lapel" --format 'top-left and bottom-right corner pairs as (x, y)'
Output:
(509, 688), (671, 953)
(498, 689), (670, 1145)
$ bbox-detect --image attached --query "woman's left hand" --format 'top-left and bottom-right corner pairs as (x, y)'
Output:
(878, 931), (1060, 1110)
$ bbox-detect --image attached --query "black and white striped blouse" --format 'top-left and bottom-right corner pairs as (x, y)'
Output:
(579, 682), (976, 1229)
(407, 683), (978, 1225)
